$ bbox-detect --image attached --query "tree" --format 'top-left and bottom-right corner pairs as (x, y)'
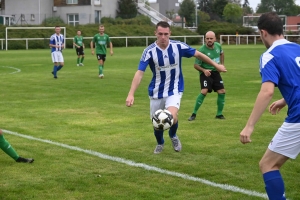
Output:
(178, 0), (196, 27)
(116, 0), (138, 19)
(223, 3), (243, 23)
(256, 0), (297, 15)
(198, 10), (211, 22)
(198, 0), (214, 13)
(211, 0), (228, 20)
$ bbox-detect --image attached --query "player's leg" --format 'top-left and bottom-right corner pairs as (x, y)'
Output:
(97, 54), (105, 78)
(166, 94), (182, 152)
(80, 47), (84, 66)
(51, 52), (58, 78)
(76, 48), (80, 66)
(188, 73), (210, 121)
(150, 98), (166, 154)
(57, 52), (64, 72)
(0, 130), (34, 163)
(260, 123), (300, 199)
(212, 72), (225, 119)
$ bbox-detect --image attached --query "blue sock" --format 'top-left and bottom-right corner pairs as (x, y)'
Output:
(169, 121), (178, 138)
(53, 65), (58, 76)
(263, 170), (286, 200)
(154, 129), (164, 145)
(57, 65), (63, 71)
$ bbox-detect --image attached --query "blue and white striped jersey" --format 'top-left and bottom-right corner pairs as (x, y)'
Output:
(138, 40), (196, 99)
(260, 39), (300, 123)
(50, 33), (64, 52)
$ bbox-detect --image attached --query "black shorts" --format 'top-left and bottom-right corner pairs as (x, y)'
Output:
(96, 54), (106, 61)
(199, 71), (224, 93)
(76, 46), (84, 56)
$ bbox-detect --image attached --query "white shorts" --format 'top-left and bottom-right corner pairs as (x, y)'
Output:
(51, 51), (64, 63)
(268, 122), (300, 159)
(149, 93), (182, 119)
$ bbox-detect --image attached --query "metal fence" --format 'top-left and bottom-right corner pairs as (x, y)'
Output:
(0, 35), (205, 50)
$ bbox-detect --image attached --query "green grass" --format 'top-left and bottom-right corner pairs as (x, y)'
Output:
(0, 45), (298, 200)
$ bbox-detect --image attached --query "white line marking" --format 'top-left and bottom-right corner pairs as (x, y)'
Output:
(3, 129), (268, 199)
(0, 66), (21, 74)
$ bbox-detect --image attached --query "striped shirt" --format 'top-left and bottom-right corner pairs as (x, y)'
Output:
(260, 39), (300, 123)
(50, 33), (64, 53)
(138, 40), (196, 99)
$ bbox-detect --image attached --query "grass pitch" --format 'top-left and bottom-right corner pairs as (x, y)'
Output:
(0, 45), (299, 200)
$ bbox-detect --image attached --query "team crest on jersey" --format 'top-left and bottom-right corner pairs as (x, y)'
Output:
(172, 52), (176, 57)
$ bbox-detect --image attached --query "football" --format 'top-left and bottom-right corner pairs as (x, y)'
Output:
(152, 109), (174, 130)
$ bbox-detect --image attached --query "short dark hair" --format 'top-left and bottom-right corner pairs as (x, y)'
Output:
(156, 21), (170, 29)
(257, 12), (283, 36)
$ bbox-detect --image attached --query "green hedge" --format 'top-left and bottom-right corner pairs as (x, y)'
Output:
(0, 16), (254, 50)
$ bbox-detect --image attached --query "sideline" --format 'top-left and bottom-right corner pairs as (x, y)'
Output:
(0, 66), (21, 74)
(2, 129), (268, 199)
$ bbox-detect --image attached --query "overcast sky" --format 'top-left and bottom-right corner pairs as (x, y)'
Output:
(148, 0), (300, 12)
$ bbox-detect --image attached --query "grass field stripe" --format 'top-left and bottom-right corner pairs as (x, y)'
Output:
(3, 129), (268, 199)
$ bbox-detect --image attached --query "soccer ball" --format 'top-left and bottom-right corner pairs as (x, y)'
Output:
(152, 109), (174, 130)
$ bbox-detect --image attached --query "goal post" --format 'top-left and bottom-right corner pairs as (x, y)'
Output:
(5, 26), (66, 51)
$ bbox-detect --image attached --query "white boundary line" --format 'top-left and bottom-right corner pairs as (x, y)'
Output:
(0, 66), (21, 74)
(2, 129), (268, 199)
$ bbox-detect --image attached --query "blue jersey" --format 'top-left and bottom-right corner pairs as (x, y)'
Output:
(50, 33), (64, 53)
(138, 40), (196, 99)
(260, 39), (300, 123)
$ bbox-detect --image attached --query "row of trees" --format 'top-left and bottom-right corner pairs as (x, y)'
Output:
(115, 0), (300, 27)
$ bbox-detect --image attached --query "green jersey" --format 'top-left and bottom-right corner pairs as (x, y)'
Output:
(92, 33), (111, 54)
(74, 35), (83, 46)
(195, 42), (223, 74)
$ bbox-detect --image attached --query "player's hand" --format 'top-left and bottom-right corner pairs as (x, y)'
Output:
(204, 70), (211, 77)
(240, 126), (253, 144)
(217, 64), (227, 72)
(269, 99), (286, 115)
(110, 50), (114, 56)
(91, 50), (94, 55)
(126, 95), (134, 107)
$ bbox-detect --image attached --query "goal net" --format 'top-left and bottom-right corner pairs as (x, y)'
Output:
(5, 27), (66, 50)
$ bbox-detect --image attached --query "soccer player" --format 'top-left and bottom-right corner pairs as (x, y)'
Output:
(188, 31), (226, 121)
(239, 12), (300, 199)
(0, 129), (34, 163)
(73, 30), (85, 66)
(126, 21), (227, 154)
(49, 26), (64, 79)
(90, 25), (113, 79)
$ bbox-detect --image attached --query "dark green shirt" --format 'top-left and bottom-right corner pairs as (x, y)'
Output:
(195, 42), (223, 74)
(92, 33), (111, 54)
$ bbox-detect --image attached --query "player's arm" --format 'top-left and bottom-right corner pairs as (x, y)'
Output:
(73, 38), (78, 48)
(240, 81), (275, 144)
(269, 98), (286, 115)
(220, 52), (224, 65)
(109, 41), (113, 56)
(194, 63), (211, 77)
(90, 40), (94, 55)
(126, 70), (144, 107)
(194, 50), (226, 72)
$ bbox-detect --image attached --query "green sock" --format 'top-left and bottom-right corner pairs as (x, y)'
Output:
(192, 93), (206, 114)
(99, 65), (103, 74)
(217, 93), (225, 116)
(0, 134), (19, 161)
(81, 57), (84, 63)
(77, 58), (80, 64)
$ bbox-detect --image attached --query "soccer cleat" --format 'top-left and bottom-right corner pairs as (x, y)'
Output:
(215, 115), (225, 119)
(188, 114), (196, 121)
(171, 136), (182, 152)
(51, 72), (57, 79)
(99, 74), (104, 79)
(16, 157), (34, 163)
(153, 144), (164, 154)
(80, 63), (84, 66)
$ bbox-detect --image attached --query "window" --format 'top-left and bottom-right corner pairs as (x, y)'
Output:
(95, 10), (101, 24)
(67, 0), (78, 4)
(31, 14), (35, 21)
(68, 14), (79, 26)
(94, 0), (101, 5)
